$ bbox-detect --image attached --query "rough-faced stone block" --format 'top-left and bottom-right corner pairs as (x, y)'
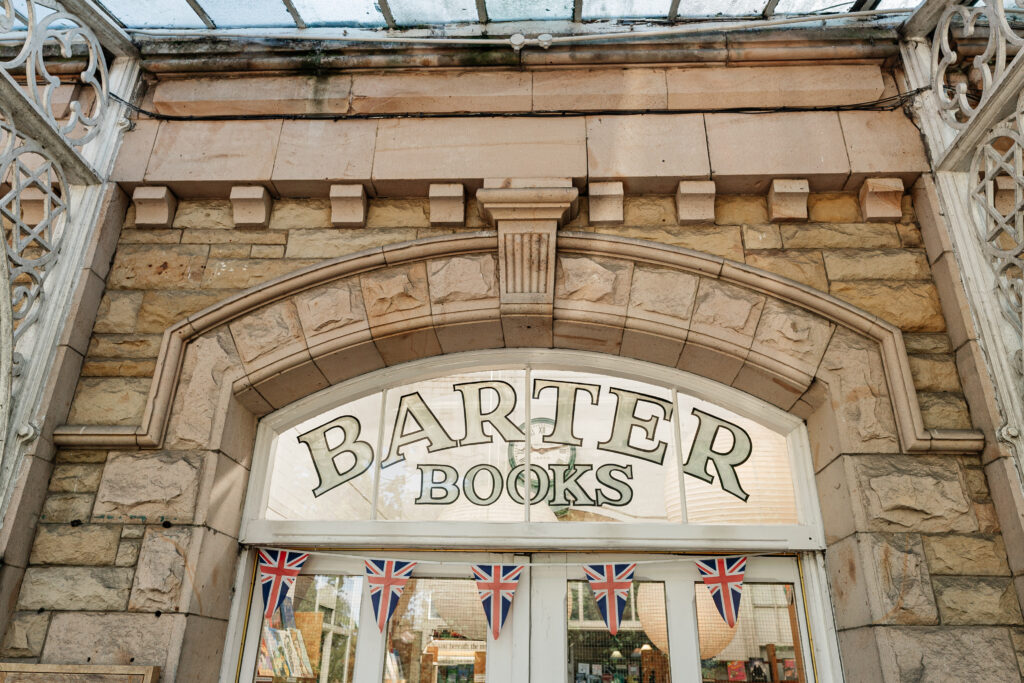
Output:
(66, 377), (151, 427)
(145, 120), (282, 198)
(933, 576), (1023, 625)
(40, 493), (94, 523)
(165, 330), (241, 451)
(690, 278), (766, 349)
(875, 626), (1018, 682)
(0, 611), (49, 658)
(859, 177), (905, 222)
(676, 180), (716, 224)
(829, 280), (945, 332)
(588, 181), (624, 226)
(666, 65), (884, 109)
(272, 120), (376, 196)
(706, 112), (850, 193)
(129, 526), (192, 612)
(373, 117), (586, 195)
(29, 524), (120, 565)
(353, 71), (531, 114)
(586, 114), (709, 194)
(132, 186), (177, 229)
(41, 612), (180, 671)
(750, 298), (834, 376)
(107, 244), (208, 290)
(229, 185), (272, 229)
(840, 110), (930, 190)
(745, 251), (828, 291)
(851, 455), (976, 533)
(429, 183), (465, 227)
(227, 300), (303, 369)
(823, 248), (930, 281)
(18, 566), (133, 611)
(767, 178), (809, 222)
(93, 451), (203, 524)
(923, 534), (1010, 575)
(330, 184), (368, 228)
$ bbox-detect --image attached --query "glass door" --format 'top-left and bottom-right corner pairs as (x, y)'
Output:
(529, 554), (816, 683)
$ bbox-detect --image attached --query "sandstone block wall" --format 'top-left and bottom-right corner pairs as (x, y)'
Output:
(0, 182), (1015, 680)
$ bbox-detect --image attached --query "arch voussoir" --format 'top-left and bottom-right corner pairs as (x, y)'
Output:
(53, 232), (984, 457)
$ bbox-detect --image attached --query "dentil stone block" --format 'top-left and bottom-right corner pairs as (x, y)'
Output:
(132, 186), (178, 228)
(229, 185), (272, 229)
(428, 183), (465, 227)
(588, 181), (624, 226)
(330, 184), (367, 228)
(675, 180), (716, 224)
(859, 177), (904, 222)
(767, 178), (809, 222)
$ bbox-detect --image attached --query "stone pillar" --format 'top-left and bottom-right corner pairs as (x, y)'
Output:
(475, 178), (579, 347)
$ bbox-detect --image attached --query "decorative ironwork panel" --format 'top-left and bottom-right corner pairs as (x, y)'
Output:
(969, 91), (1024, 380)
(931, 0), (1024, 130)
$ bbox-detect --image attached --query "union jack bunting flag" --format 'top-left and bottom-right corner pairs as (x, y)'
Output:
(471, 564), (524, 640)
(583, 563), (637, 635)
(257, 549), (310, 621)
(365, 559), (417, 632)
(696, 556), (747, 628)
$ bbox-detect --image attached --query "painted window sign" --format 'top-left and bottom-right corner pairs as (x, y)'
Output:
(264, 369), (798, 525)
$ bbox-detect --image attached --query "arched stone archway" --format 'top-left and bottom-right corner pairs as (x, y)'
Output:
(48, 229), (987, 681)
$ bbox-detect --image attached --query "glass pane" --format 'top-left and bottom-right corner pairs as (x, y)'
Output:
(95, 0), (205, 27)
(291, 0), (388, 26)
(696, 583), (805, 682)
(675, 0), (766, 16)
(198, 0), (297, 27)
(681, 397), (798, 525)
(773, 0), (854, 13)
(872, 0), (916, 8)
(377, 370), (526, 522)
(530, 371), (681, 524)
(583, 0), (671, 19)
(387, 0), (479, 25)
(568, 580), (671, 682)
(487, 0), (574, 21)
(267, 393), (381, 521)
(385, 578), (488, 683)
(255, 574), (362, 682)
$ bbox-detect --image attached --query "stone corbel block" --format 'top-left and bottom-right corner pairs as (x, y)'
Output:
(589, 181), (624, 226)
(330, 184), (368, 228)
(429, 183), (465, 227)
(229, 185), (272, 229)
(675, 180), (716, 224)
(767, 178), (809, 222)
(859, 177), (904, 222)
(17, 187), (46, 226)
(132, 186), (177, 229)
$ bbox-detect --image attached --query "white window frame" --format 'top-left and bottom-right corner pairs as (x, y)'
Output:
(239, 349), (825, 552)
(221, 349), (843, 682)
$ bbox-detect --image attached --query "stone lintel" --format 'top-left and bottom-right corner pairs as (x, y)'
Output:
(588, 181), (624, 226)
(428, 183), (465, 227)
(859, 177), (904, 222)
(329, 184), (368, 228)
(768, 178), (810, 223)
(676, 180), (716, 224)
(132, 186), (178, 229)
(228, 185), (272, 229)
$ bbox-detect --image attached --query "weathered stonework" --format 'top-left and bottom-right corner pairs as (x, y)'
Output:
(93, 452), (203, 524)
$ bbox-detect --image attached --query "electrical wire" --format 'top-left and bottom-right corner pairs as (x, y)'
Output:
(109, 86), (930, 124)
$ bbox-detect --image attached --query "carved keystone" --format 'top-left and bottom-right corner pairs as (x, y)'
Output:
(859, 177), (904, 222)
(132, 186), (177, 229)
(229, 185), (272, 229)
(329, 184), (368, 228)
(675, 180), (716, 224)
(767, 178), (809, 222)
(477, 179), (579, 346)
(429, 183), (465, 227)
(589, 181), (624, 226)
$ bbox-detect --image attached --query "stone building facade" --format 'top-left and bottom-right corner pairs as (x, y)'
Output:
(1, 3), (1024, 682)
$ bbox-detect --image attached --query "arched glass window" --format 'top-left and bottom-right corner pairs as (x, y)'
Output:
(227, 350), (840, 682)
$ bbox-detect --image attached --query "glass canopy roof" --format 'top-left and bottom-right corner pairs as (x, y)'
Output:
(88, 0), (924, 31)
